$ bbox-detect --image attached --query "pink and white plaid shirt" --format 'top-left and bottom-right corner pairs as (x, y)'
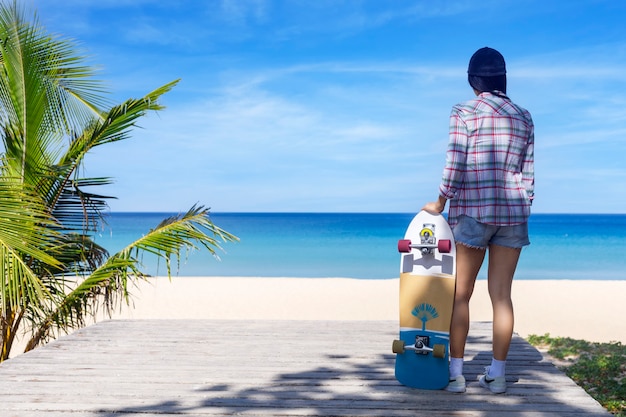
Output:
(439, 92), (534, 227)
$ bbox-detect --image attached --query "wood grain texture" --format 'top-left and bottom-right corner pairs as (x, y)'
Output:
(0, 320), (611, 416)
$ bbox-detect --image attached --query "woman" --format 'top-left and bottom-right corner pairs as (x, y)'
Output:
(423, 47), (534, 394)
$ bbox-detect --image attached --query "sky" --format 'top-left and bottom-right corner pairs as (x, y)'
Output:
(23, 0), (626, 213)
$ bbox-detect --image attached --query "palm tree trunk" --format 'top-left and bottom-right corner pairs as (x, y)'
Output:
(24, 320), (49, 353)
(1, 308), (21, 361)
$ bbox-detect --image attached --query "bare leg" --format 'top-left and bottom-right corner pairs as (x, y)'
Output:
(487, 244), (521, 361)
(449, 244), (485, 358)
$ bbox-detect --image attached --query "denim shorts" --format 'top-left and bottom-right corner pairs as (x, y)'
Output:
(453, 215), (530, 249)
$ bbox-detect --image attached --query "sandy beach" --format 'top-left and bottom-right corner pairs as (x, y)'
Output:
(109, 277), (626, 344)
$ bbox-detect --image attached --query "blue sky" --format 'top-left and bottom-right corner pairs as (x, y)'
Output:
(26, 0), (626, 213)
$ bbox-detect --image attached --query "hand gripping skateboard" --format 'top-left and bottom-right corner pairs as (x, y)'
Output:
(392, 210), (456, 389)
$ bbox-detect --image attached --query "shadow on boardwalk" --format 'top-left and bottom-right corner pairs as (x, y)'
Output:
(0, 320), (611, 416)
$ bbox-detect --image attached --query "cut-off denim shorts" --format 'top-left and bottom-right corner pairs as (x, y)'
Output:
(453, 215), (530, 250)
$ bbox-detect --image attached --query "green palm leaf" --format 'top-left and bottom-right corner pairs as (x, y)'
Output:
(0, 175), (59, 349)
(24, 205), (237, 350)
(38, 81), (180, 231)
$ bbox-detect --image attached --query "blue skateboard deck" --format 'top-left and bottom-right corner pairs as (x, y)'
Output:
(392, 211), (456, 390)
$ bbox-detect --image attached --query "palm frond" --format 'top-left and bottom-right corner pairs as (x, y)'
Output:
(24, 256), (140, 348)
(63, 79), (180, 161)
(45, 233), (109, 276)
(0, 2), (107, 188)
(0, 176), (61, 267)
(123, 205), (238, 274)
(0, 177), (59, 318)
(0, 2), (107, 131)
(41, 174), (113, 233)
(0, 243), (52, 315)
(24, 205), (238, 350)
(36, 80), (180, 234)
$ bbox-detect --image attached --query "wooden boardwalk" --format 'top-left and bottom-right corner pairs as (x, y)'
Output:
(0, 320), (611, 417)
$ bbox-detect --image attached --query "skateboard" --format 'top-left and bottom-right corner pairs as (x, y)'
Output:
(392, 210), (456, 390)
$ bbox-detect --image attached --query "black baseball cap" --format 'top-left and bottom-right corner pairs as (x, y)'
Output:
(468, 47), (506, 76)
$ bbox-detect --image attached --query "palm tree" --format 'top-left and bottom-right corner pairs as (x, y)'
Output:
(0, 2), (237, 360)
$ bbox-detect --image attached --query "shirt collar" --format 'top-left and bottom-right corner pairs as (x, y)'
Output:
(479, 91), (509, 100)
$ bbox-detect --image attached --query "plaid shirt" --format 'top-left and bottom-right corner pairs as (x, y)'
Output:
(439, 92), (534, 227)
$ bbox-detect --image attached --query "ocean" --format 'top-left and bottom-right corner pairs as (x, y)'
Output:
(93, 213), (626, 280)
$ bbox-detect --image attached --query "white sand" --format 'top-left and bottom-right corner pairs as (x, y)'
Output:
(109, 277), (626, 344)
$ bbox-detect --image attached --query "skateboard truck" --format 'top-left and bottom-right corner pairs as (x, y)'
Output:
(397, 238), (452, 254)
(392, 336), (446, 358)
(397, 223), (452, 254)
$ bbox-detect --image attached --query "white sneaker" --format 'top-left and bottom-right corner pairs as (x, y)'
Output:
(445, 375), (466, 393)
(479, 367), (506, 394)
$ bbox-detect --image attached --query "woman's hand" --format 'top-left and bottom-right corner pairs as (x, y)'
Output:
(422, 195), (447, 214)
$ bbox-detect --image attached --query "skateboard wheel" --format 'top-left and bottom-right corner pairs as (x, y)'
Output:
(438, 239), (452, 253)
(433, 344), (446, 358)
(392, 340), (406, 354)
(398, 239), (412, 253)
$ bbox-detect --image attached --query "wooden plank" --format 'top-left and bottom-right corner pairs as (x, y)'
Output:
(0, 320), (612, 416)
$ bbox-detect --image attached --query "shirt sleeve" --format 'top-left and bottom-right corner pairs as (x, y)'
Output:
(521, 114), (535, 202)
(439, 106), (468, 200)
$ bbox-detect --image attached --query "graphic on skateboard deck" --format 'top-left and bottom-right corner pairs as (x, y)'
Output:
(392, 210), (456, 390)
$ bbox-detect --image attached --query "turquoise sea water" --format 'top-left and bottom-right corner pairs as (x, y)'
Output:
(93, 213), (626, 280)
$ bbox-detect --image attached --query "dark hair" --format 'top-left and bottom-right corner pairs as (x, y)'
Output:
(468, 74), (507, 94)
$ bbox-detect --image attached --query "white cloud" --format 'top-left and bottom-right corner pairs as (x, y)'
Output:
(24, 0), (626, 213)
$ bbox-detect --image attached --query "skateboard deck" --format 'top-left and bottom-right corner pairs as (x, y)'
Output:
(392, 210), (456, 390)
